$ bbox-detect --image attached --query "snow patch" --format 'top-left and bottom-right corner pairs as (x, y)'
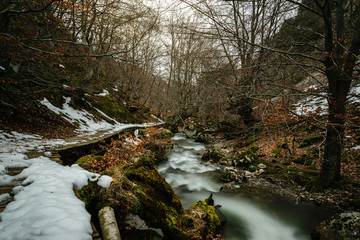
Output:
(294, 84), (360, 117)
(0, 156), (98, 240)
(349, 85), (360, 103)
(40, 97), (115, 134)
(97, 175), (113, 188)
(95, 89), (109, 97)
(40, 97), (160, 136)
(0, 193), (11, 204)
(0, 151), (114, 240)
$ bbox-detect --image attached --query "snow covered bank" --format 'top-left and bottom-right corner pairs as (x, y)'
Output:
(0, 108), (162, 240)
(0, 156), (100, 240)
(40, 97), (161, 136)
(0, 131), (115, 240)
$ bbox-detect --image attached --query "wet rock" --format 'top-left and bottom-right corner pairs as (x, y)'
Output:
(124, 213), (163, 238)
(258, 163), (267, 169)
(311, 212), (360, 240)
(232, 150), (259, 168)
(220, 182), (241, 192)
(194, 132), (209, 143)
(215, 205), (227, 224)
(201, 148), (226, 162)
(205, 194), (215, 206)
(220, 170), (237, 182)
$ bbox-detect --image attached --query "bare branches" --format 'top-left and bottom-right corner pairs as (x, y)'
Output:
(5, 0), (60, 15)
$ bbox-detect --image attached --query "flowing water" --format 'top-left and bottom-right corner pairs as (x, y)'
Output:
(158, 133), (333, 240)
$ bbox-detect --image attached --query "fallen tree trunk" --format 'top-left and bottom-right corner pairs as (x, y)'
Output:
(98, 206), (122, 240)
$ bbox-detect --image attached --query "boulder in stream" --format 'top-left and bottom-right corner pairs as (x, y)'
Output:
(311, 211), (360, 240)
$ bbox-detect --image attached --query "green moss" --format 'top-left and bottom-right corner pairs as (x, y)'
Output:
(271, 142), (289, 158)
(299, 135), (323, 148)
(217, 120), (241, 134)
(190, 200), (221, 233)
(75, 155), (102, 168)
(220, 171), (232, 182)
(123, 157), (188, 239)
(292, 154), (313, 166)
(237, 134), (261, 148)
(233, 149), (259, 168)
(129, 196), (141, 215)
(249, 145), (260, 152)
(201, 148), (225, 162)
(91, 93), (140, 123)
(249, 165), (258, 172)
(194, 123), (205, 133)
(263, 165), (319, 189)
(181, 216), (194, 228)
(77, 181), (109, 210)
(194, 132), (209, 143)
(353, 152), (360, 161)
(155, 129), (174, 139)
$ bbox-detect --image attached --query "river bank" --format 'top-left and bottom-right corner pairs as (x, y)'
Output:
(160, 132), (338, 240)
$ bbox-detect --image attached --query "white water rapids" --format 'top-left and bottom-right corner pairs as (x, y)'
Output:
(158, 133), (329, 240)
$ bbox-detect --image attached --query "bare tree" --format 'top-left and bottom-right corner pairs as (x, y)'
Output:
(181, 0), (294, 127)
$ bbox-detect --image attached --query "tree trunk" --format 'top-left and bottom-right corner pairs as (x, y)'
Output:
(320, 95), (343, 186)
(228, 97), (256, 127)
(318, 0), (360, 187)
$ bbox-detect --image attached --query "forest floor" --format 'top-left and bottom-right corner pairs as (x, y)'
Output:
(196, 116), (360, 211)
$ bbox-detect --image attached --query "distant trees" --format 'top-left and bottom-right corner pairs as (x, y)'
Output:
(0, 0), (160, 85)
(181, 0), (294, 127)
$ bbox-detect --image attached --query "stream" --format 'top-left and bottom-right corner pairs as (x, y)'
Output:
(158, 133), (333, 240)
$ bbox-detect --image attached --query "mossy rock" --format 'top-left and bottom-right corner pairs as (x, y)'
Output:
(249, 145), (260, 152)
(194, 123), (206, 133)
(217, 120), (241, 134)
(299, 135), (323, 148)
(77, 181), (109, 211)
(249, 165), (258, 172)
(220, 170), (237, 182)
(93, 94), (140, 123)
(201, 148), (225, 162)
(124, 157), (183, 212)
(194, 132), (209, 143)
(271, 141), (290, 158)
(181, 216), (195, 228)
(75, 155), (102, 168)
(292, 154), (314, 166)
(155, 129), (174, 139)
(312, 212), (360, 240)
(232, 149), (259, 168)
(123, 157), (188, 239)
(263, 164), (318, 188)
(190, 200), (221, 233)
(236, 134), (261, 148)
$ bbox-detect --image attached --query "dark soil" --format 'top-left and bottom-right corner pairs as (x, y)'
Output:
(0, 83), (76, 139)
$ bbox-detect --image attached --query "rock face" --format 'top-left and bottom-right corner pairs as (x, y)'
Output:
(311, 212), (360, 240)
